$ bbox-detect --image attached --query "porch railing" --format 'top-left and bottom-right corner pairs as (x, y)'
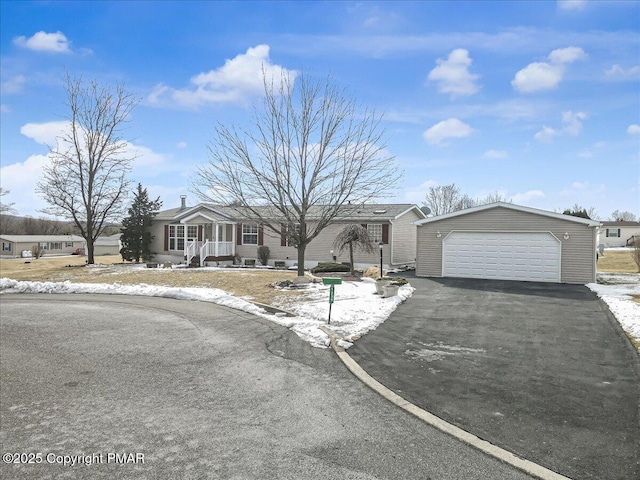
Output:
(186, 241), (203, 266)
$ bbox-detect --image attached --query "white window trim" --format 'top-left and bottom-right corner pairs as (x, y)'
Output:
(242, 223), (259, 245)
(367, 224), (383, 243)
(605, 228), (620, 238)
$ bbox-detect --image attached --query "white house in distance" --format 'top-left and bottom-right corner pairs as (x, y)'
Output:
(149, 196), (426, 269)
(597, 221), (640, 248)
(0, 234), (86, 258)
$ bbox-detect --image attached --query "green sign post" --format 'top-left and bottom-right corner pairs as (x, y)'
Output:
(322, 277), (342, 324)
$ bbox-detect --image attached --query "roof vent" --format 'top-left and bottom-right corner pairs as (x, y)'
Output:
(373, 209), (387, 214)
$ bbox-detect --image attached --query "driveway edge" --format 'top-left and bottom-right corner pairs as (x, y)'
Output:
(320, 326), (572, 480)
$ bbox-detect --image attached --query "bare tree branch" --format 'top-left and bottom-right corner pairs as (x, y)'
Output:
(193, 72), (400, 276)
(36, 72), (139, 264)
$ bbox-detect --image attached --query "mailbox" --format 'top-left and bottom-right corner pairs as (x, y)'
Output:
(322, 277), (343, 285)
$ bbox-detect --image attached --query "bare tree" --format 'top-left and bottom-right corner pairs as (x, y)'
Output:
(37, 73), (138, 264)
(0, 188), (16, 215)
(193, 73), (399, 276)
(562, 204), (598, 220)
(610, 210), (637, 222)
(424, 184), (463, 216)
(334, 224), (376, 275)
(477, 191), (508, 205)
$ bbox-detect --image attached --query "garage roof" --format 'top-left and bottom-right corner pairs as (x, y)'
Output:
(414, 202), (601, 227)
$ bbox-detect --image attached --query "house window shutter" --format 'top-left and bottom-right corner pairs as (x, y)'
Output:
(258, 225), (264, 246)
(281, 224), (287, 246)
(164, 225), (169, 251)
(382, 224), (389, 244)
(618, 229), (621, 237)
(361, 223), (367, 229)
(237, 224), (243, 245)
(198, 225), (203, 241)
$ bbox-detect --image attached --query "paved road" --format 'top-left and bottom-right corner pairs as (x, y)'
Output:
(349, 277), (640, 480)
(0, 294), (533, 480)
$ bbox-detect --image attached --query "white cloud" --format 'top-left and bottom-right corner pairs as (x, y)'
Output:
(427, 49), (480, 98)
(627, 124), (640, 135)
(558, 0), (586, 11)
(176, 141), (187, 149)
(594, 141), (606, 148)
(604, 64), (640, 80)
(510, 190), (545, 204)
(483, 149), (508, 159)
(1, 104), (11, 113)
(147, 45), (297, 109)
(512, 47), (586, 93)
(578, 150), (593, 158)
(0, 154), (51, 215)
(1, 75), (26, 94)
(20, 121), (69, 145)
(13, 31), (71, 53)
(534, 111), (587, 142)
(548, 46), (587, 64)
(561, 111), (587, 136)
(534, 126), (560, 143)
(423, 118), (474, 145)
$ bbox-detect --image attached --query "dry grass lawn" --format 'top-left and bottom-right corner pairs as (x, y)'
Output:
(597, 250), (639, 274)
(0, 255), (302, 305)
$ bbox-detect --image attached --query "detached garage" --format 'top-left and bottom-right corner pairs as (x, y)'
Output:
(415, 203), (601, 284)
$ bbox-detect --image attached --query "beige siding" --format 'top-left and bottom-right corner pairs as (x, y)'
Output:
(237, 222), (393, 267)
(391, 209), (420, 265)
(12, 241), (83, 257)
(416, 207), (597, 284)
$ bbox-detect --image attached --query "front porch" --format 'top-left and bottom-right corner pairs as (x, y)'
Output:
(185, 220), (237, 267)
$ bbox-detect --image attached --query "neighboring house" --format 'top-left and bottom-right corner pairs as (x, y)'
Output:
(415, 202), (601, 284)
(94, 234), (122, 256)
(150, 197), (426, 268)
(0, 235), (86, 258)
(597, 221), (640, 248)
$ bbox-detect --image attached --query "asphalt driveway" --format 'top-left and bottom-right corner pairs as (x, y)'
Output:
(349, 277), (640, 480)
(0, 293), (533, 480)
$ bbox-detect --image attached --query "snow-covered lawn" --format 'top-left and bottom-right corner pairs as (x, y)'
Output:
(0, 276), (413, 348)
(587, 273), (640, 345)
(2, 268), (638, 351)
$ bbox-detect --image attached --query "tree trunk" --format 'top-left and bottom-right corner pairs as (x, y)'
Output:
(349, 242), (355, 275)
(87, 240), (95, 265)
(297, 246), (305, 277)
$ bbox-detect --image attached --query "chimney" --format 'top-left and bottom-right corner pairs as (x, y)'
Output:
(180, 195), (187, 210)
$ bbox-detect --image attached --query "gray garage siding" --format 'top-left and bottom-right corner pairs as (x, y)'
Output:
(416, 207), (597, 284)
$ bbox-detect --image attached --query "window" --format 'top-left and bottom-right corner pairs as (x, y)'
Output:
(2, 242), (11, 252)
(242, 223), (258, 245)
(66, 242), (74, 247)
(605, 228), (620, 238)
(168, 225), (198, 251)
(281, 224), (301, 247)
(367, 224), (383, 243)
(38, 242), (48, 250)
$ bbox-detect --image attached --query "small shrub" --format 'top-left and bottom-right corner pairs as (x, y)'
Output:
(390, 277), (408, 286)
(310, 262), (351, 274)
(233, 253), (242, 265)
(257, 245), (270, 266)
(32, 244), (44, 259)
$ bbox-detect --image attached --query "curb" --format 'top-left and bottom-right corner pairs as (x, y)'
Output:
(249, 301), (297, 317)
(319, 326), (572, 480)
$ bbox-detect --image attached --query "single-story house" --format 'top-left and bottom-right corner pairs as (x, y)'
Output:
(94, 234), (122, 256)
(0, 235), (86, 258)
(597, 221), (640, 248)
(150, 197), (426, 268)
(415, 202), (601, 284)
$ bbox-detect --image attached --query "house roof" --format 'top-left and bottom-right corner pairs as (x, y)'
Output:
(600, 221), (640, 227)
(414, 202), (602, 227)
(0, 234), (86, 243)
(156, 203), (425, 223)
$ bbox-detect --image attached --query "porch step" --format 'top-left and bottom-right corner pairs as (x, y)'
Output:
(189, 255), (200, 267)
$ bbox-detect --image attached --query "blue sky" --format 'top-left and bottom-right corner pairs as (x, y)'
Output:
(1, 0), (638, 220)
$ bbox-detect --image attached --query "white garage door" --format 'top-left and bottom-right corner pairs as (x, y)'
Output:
(442, 231), (561, 282)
